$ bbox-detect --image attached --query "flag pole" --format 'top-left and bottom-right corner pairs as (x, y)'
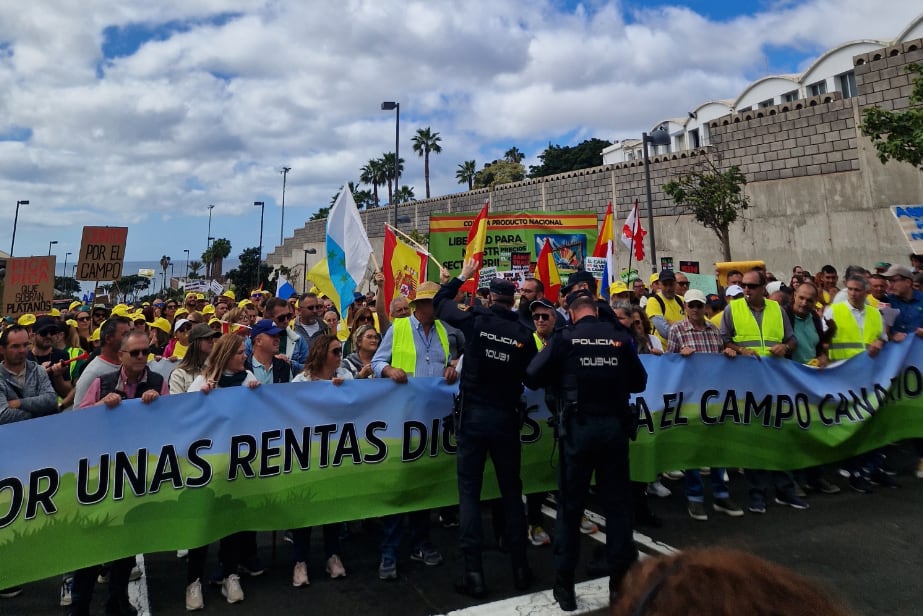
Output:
(384, 223), (444, 272)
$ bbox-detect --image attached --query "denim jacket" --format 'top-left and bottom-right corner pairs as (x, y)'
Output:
(0, 360), (58, 424)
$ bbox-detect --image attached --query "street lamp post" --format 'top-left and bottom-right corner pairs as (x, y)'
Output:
(207, 204), (215, 249)
(184, 249), (190, 280)
(254, 201), (265, 289)
(63, 252), (71, 278)
(280, 167), (291, 246)
(11, 200), (28, 256)
(381, 101), (400, 227)
(642, 127), (672, 274)
(48, 240), (58, 256)
(302, 248), (317, 294)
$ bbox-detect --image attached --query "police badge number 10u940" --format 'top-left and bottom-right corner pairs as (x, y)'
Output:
(571, 337), (622, 367)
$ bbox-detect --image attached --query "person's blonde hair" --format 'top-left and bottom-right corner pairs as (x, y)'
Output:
(202, 334), (244, 383)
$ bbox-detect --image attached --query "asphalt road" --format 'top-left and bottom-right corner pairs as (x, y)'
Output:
(4, 443), (922, 615)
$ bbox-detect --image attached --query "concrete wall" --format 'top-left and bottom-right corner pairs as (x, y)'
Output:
(268, 40), (923, 283)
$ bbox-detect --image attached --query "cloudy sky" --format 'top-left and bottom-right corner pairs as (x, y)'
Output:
(0, 0), (919, 267)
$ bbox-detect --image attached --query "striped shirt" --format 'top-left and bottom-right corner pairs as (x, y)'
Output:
(667, 319), (725, 354)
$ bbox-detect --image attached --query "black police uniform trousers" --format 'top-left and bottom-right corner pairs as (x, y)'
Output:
(456, 401), (528, 572)
(555, 412), (637, 582)
(70, 556), (135, 615)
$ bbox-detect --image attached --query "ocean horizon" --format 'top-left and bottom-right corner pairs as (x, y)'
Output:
(58, 259), (241, 297)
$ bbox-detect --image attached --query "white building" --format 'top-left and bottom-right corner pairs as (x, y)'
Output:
(602, 14), (923, 164)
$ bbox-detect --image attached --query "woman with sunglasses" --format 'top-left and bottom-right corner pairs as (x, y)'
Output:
(74, 308), (93, 351)
(290, 334), (350, 585)
(162, 301), (179, 324)
(184, 334), (259, 607)
(629, 306), (664, 356)
(342, 324), (380, 379)
(343, 306), (377, 355)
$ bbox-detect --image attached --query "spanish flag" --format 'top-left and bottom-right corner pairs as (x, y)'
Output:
(383, 226), (428, 308)
(460, 200), (489, 295)
(592, 201), (614, 258)
(535, 238), (561, 303)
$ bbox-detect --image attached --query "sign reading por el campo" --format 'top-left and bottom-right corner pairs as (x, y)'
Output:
(2, 256), (55, 317)
(76, 226), (128, 281)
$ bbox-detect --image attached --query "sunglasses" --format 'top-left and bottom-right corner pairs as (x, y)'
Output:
(165, 304), (177, 309)
(251, 294), (262, 299)
(276, 313), (292, 322)
(357, 316), (372, 322)
(330, 347), (343, 356)
(123, 348), (147, 358)
(677, 281), (690, 286)
(633, 320), (643, 326)
(76, 316), (90, 322)
(36, 330), (57, 337)
(741, 283), (763, 289)
(532, 313), (551, 322)
(178, 325), (192, 333)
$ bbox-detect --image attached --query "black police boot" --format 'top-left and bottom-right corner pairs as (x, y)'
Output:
(513, 565), (533, 591)
(553, 571), (577, 611)
(455, 571), (487, 599)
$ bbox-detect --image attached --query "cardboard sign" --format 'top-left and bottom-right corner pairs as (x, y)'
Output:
(891, 206), (923, 254)
(510, 252), (530, 275)
(76, 226), (128, 281)
(683, 272), (718, 296)
(584, 256), (607, 280)
(679, 260), (700, 274)
(478, 266), (498, 289)
(3, 256), (55, 317)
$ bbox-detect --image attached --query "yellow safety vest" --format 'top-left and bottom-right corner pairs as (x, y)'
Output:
(391, 318), (449, 374)
(730, 298), (784, 356)
(828, 302), (883, 361)
(533, 332), (544, 350)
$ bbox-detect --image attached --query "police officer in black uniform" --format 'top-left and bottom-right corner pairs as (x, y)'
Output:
(434, 258), (538, 599)
(526, 290), (647, 611)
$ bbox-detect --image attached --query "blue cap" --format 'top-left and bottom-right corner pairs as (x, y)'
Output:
(250, 318), (283, 339)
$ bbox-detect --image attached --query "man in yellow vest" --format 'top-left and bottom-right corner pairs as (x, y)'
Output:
(823, 275), (893, 492)
(371, 280), (457, 580)
(719, 269), (803, 514)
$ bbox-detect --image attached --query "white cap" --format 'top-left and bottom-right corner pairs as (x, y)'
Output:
(766, 281), (784, 295)
(725, 285), (744, 297)
(173, 318), (190, 333)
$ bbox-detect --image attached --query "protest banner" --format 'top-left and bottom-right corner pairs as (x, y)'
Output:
(891, 205), (923, 253)
(2, 256), (55, 317)
(683, 272), (718, 295)
(477, 266), (498, 289)
(2, 339), (923, 586)
(75, 226), (128, 281)
(428, 212), (598, 279)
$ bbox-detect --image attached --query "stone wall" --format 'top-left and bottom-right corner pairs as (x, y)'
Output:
(269, 40), (923, 281)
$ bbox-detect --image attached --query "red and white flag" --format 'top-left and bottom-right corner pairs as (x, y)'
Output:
(621, 199), (646, 261)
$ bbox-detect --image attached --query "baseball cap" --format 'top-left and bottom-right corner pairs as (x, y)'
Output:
(188, 323), (221, 343)
(68, 300), (83, 312)
(725, 285), (744, 297)
(489, 278), (516, 297)
(565, 289), (595, 306)
(173, 318), (191, 333)
(530, 298), (556, 311)
(609, 281), (629, 296)
(883, 264), (913, 279)
(251, 318), (284, 339)
(683, 289), (708, 305)
(17, 314), (36, 327)
(33, 316), (59, 335)
(766, 281), (784, 295)
(659, 269), (676, 282)
(649, 273), (659, 285)
(150, 318), (172, 335)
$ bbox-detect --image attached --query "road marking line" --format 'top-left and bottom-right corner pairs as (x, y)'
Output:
(129, 554), (151, 616)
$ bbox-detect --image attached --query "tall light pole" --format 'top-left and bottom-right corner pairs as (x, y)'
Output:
(207, 204), (215, 249)
(11, 200), (28, 256)
(381, 101), (400, 227)
(280, 166), (291, 245)
(642, 127), (672, 274)
(63, 252), (71, 278)
(48, 240), (58, 256)
(254, 201), (265, 289)
(184, 249), (190, 280)
(302, 248), (317, 294)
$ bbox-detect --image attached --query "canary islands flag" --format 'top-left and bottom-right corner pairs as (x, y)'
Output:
(325, 186), (373, 316)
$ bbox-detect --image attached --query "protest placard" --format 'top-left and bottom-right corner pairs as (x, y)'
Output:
(584, 256), (606, 281)
(76, 226), (128, 281)
(2, 256), (55, 317)
(478, 266), (498, 289)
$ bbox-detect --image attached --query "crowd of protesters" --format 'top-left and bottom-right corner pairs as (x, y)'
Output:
(1, 254), (921, 613)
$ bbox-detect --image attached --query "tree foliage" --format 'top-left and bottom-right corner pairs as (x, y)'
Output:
(456, 160), (477, 190)
(473, 159), (525, 189)
(360, 158), (386, 207)
(412, 127), (442, 199)
(226, 246), (273, 295)
(202, 238), (231, 279)
(54, 276), (81, 296)
(504, 147), (524, 164)
(393, 185), (415, 204)
(528, 138), (611, 178)
(662, 156), (750, 261)
(861, 63), (923, 169)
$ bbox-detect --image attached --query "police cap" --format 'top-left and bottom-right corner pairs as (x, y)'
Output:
(489, 278), (516, 297)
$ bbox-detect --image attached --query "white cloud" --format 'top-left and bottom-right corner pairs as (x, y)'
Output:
(0, 0), (918, 259)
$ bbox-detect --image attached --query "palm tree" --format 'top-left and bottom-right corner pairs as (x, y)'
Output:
(411, 127), (442, 199)
(380, 152), (404, 205)
(360, 159), (385, 208)
(187, 260), (203, 279)
(209, 238), (232, 280)
(393, 185), (416, 204)
(456, 160), (477, 190)
(159, 255), (170, 293)
(505, 147), (524, 164)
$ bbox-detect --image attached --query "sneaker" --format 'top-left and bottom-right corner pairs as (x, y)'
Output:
(662, 470), (685, 480)
(282, 530), (293, 544)
(238, 556), (265, 577)
(60, 576), (73, 606)
(177, 549), (189, 558)
(646, 480), (671, 498)
(439, 512), (460, 528)
(804, 478), (841, 494)
(748, 495), (766, 514)
(687, 501), (708, 521)
(292, 562), (309, 588)
(221, 574), (244, 604)
(774, 493), (810, 510)
(849, 474), (872, 494)
(713, 497), (744, 517)
(97, 566), (110, 584)
(326, 554), (347, 578)
(410, 545), (444, 566)
(579, 516), (598, 534)
(129, 565), (142, 582)
(185, 579), (204, 611)
(0, 586), (23, 598)
(378, 555), (398, 580)
(867, 469), (900, 488)
(529, 525), (551, 546)
(916, 459), (923, 479)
